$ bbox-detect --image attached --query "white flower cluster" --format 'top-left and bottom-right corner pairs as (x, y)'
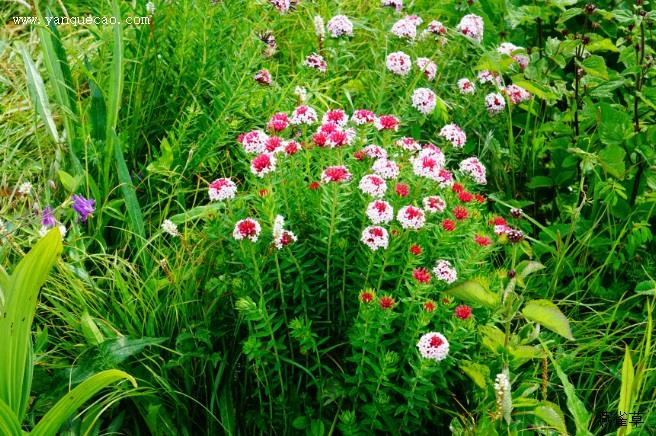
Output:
(505, 84), (531, 105)
(362, 144), (388, 159)
(371, 158), (400, 179)
(272, 215), (297, 249)
(386, 51), (412, 76)
(416, 57), (437, 81)
(359, 174), (387, 198)
(327, 15), (353, 38)
(457, 78), (476, 94)
(411, 147), (446, 181)
(366, 200), (394, 224)
(291, 105), (318, 125)
(361, 226), (389, 250)
(459, 157), (487, 185)
(439, 123), (467, 148)
(411, 88), (437, 115)
(208, 178), (238, 201)
(396, 137), (421, 151)
(391, 18), (417, 39)
(417, 332), (450, 361)
(457, 14), (484, 42)
(397, 205), (425, 230)
(422, 195), (447, 213)
(485, 92), (506, 115)
(161, 219), (179, 237)
(241, 130), (269, 154)
(432, 259), (457, 283)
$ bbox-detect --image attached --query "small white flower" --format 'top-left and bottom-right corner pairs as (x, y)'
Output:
(17, 181), (32, 196)
(162, 219), (179, 237)
(313, 16), (325, 38)
(146, 1), (155, 15)
(294, 86), (308, 103)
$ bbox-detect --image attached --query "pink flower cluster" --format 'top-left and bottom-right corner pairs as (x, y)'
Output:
(416, 58), (437, 81)
(432, 259), (457, 283)
(386, 51), (412, 76)
(459, 157), (487, 185)
(457, 14), (484, 42)
(439, 123), (467, 148)
(411, 88), (437, 114)
(391, 17), (417, 39)
(327, 15), (353, 38)
(417, 332), (449, 361)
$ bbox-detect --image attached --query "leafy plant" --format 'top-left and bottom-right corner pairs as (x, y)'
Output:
(0, 229), (136, 435)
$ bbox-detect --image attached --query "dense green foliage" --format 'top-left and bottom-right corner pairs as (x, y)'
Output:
(1, 0), (655, 434)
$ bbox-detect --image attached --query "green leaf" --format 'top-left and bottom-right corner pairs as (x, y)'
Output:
(292, 416), (308, 430)
(550, 356), (593, 435)
(522, 299), (574, 340)
(532, 401), (568, 435)
(526, 176), (554, 189)
(618, 345), (634, 435)
(580, 55), (608, 80)
(635, 280), (656, 296)
(31, 370), (137, 436)
(556, 7), (582, 24)
(586, 38), (618, 53)
(459, 361), (489, 389)
(0, 229), (63, 420)
(57, 170), (80, 193)
(445, 280), (498, 308)
(112, 132), (146, 251)
(598, 144), (626, 179)
(20, 45), (59, 143)
(0, 399), (21, 436)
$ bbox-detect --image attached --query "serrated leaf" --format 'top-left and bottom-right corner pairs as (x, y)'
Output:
(580, 55), (608, 80)
(445, 280), (498, 308)
(598, 144), (626, 179)
(522, 299), (574, 340)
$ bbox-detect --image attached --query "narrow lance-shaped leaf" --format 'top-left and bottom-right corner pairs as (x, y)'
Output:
(522, 299), (574, 340)
(0, 229), (63, 420)
(31, 369), (137, 436)
(618, 345), (634, 436)
(20, 45), (59, 143)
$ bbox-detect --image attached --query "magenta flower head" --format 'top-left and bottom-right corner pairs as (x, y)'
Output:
(71, 194), (95, 222)
(41, 206), (56, 227)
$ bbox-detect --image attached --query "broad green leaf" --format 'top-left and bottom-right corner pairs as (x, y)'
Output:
(580, 55), (608, 80)
(586, 38), (618, 53)
(598, 145), (626, 179)
(533, 401), (568, 435)
(31, 369), (137, 436)
(618, 346), (634, 436)
(522, 300), (574, 340)
(0, 399), (21, 436)
(20, 45), (59, 143)
(550, 357), (593, 435)
(556, 7), (582, 24)
(0, 229), (63, 420)
(459, 362), (489, 389)
(445, 280), (498, 308)
(57, 170), (80, 193)
(479, 325), (506, 354)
